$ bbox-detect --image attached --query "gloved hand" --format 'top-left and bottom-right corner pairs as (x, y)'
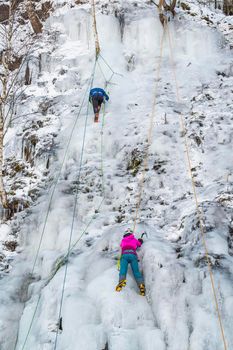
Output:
(138, 238), (143, 244)
(117, 256), (121, 270)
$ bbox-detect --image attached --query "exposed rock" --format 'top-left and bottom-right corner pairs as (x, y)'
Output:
(0, 52), (23, 72)
(180, 2), (190, 11)
(201, 16), (214, 25)
(8, 197), (30, 214)
(38, 99), (54, 115)
(23, 133), (39, 164)
(3, 241), (17, 252)
(126, 148), (144, 176)
(36, 1), (53, 22)
(75, 0), (88, 4)
(223, 1), (233, 15)
(115, 8), (125, 40)
(27, 2), (43, 34)
(153, 160), (168, 174)
(0, 4), (9, 23)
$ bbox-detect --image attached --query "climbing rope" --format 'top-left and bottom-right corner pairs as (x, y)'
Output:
(99, 54), (123, 77)
(17, 61), (98, 350)
(31, 63), (97, 276)
(97, 60), (108, 83)
(52, 9), (118, 343)
(165, 20), (228, 350)
(54, 63), (116, 262)
(53, 59), (117, 349)
(53, 63), (96, 349)
(18, 0), (118, 346)
(43, 59), (117, 288)
(132, 26), (166, 231)
(54, 105), (107, 265)
(18, 98), (107, 350)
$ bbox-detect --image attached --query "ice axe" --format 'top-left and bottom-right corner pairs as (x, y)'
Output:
(140, 231), (148, 239)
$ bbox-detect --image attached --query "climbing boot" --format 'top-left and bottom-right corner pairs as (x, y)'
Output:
(115, 279), (126, 292)
(94, 113), (99, 123)
(139, 283), (145, 296)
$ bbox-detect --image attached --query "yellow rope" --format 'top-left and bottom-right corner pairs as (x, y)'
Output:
(91, 0), (100, 57)
(165, 20), (228, 350)
(133, 27), (166, 231)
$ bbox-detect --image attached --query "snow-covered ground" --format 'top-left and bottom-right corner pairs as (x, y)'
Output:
(0, 1), (233, 349)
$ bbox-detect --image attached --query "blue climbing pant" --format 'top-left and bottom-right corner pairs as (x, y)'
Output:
(119, 254), (144, 285)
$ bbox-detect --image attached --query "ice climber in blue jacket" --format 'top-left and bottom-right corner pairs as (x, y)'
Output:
(89, 87), (109, 122)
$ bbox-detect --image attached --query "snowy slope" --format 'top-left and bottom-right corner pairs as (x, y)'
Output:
(0, 1), (233, 349)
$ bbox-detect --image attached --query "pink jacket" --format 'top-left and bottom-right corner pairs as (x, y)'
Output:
(120, 234), (142, 255)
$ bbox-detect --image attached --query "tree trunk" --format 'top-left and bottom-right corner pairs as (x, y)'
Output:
(91, 0), (100, 57)
(27, 0), (43, 34)
(0, 108), (8, 208)
(159, 0), (177, 18)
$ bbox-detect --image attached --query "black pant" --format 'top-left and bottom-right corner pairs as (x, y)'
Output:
(91, 94), (104, 113)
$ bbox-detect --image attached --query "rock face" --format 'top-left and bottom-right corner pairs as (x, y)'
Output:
(0, 52), (23, 71)
(0, 0), (25, 24)
(0, 0), (53, 28)
(0, 4), (9, 23)
(223, 0), (233, 15)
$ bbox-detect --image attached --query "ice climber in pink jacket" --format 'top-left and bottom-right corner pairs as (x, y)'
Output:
(115, 229), (145, 296)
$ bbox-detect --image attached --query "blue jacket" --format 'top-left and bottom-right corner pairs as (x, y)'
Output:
(90, 88), (109, 101)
